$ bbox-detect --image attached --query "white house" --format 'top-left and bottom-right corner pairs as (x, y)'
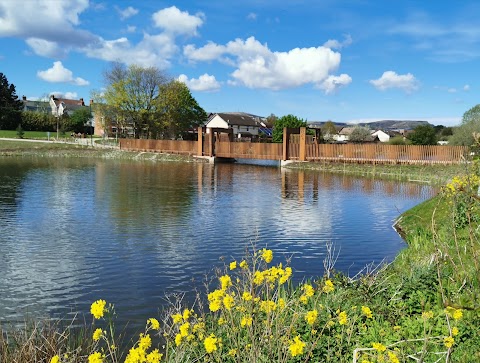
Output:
(206, 112), (265, 139)
(371, 130), (390, 143)
(49, 95), (86, 117)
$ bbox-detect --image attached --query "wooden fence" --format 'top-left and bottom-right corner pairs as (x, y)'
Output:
(215, 140), (283, 160)
(119, 139), (197, 155)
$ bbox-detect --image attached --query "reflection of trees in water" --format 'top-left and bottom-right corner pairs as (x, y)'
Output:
(281, 169), (438, 203)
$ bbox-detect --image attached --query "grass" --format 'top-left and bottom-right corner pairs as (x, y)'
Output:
(0, 130), (57, 139)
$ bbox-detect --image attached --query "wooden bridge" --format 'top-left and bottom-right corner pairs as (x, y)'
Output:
(119, 127), (469, 165)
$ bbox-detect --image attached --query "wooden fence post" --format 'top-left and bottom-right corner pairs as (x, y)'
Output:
(282, 127), (290, 160)
(299, 127), (306, 161)
(197, 126), (203, 156)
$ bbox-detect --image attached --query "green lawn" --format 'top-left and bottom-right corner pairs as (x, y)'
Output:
(0, 130), (57, 139)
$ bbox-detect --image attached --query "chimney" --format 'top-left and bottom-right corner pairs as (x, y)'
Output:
(80, 98), (84, 105)
(22, 95), (27, 101)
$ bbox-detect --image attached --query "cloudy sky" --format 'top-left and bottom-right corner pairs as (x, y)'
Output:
(1, 0), (479, 126)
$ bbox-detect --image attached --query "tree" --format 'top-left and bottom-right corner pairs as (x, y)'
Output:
(408, 124), (437, 145)
(449, 104), (480, 146)
(0, 72), (23, 130)
(321, 121), (337, 142)
(67, 107), (92, 133)
(272, 114), (307, 143)
(153, 80), (207, 139)
(349, 126), (372, 143)
(103, 63), (168, 138)
(265, 114), (277, 128)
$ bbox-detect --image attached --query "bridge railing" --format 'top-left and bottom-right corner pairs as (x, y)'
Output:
(119, 139), (197, 155)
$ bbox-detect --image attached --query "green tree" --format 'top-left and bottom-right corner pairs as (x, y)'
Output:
(408, 124), (437, 145)
(153, 80), (207, 139)
(103, 63), (168, 138)
(272, 114), (307, 143)
(64, 107), (92, 133)
(349, 125), (372, 143)
(449, 104), (480, 146)
(0, 73), (23, 130)
(321, 120), (337, 142)
(265, 113), (277, 128)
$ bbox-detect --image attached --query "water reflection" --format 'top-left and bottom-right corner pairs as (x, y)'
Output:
(0, 158), (438, 332)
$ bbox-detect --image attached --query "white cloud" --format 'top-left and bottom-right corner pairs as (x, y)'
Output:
(323, 34), (352, 50)
(152, 6), (204, 36)
(25, 38), (67, 58)
(37, 61), (89, 86)
(318, 74), (352, 94)
(463, 84), (470, 91)
(184, 36), (350, 91)
(178, 73), (221, 92)
(247, 12), (257, 21)
(50, 91), (79, 99)
(116, 6), (138, 20)
(447, 88), (457, 93)
(369, 71), (419, 93)
(126, 25), (136, 33)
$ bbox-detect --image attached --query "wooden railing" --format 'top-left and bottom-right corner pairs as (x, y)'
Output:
(215, 141), (282, 160)
(119, 139), (197, 155)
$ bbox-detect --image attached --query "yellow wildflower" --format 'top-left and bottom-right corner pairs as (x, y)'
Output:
(209, 299), (222, 312)
(302, 284), (315, 297)
(278, 298), (286, 309)
(182, 309), (191, 320)
(175, 333), (182, 346)
(223, 294), (235, 310)
(323, 279), (334, 293)
(261, 248), (273, 263)
(146, 349), (163, 363)
(388, 351), (399, 363)
(242, 291), (253, 301)
(179, 322), (190, 337)
(260, 300), (277, 313)
(422, 311), (434, 320)
(204, 334), (218, 353)
(88, 352), (104, 363)
(229, 261), (237, 270)
(372, 342), (386, 352)
(148, 318), (160, 330)
(228, 349), (237, 357)
(299, 295), (308, 304)
(338, 311), (348, 325)
(239, 260), (248, 269)
(289, 335), (306, 357)
(217, 317), (225, 325)
(50, 356), (60, 363)
(452, 309), (463, 320)
(219, 275), (232, 290)
(93, 328), (103, 341)
(241, 315), (253, 327)
(90, 300), (107, 319)
(361, 306), (373, 319)
(444, 336), (454, 348)
(279, 267), (292, 284)
(452, 327), (459, 336)
(305, 309), (318, 325)
(172, 313), (183, 324)
(253, 271), (265, 285)
(139, 333), (152, 350)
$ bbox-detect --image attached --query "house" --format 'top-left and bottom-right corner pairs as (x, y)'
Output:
(335, 126), (356, 142)
(49, 95), (87, 117)
(371, 130), (390, 143)
(22, 96), (50, 114)
(205, 112), (266, 139)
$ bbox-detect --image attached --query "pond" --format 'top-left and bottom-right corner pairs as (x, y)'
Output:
(0, 157), (437, 331)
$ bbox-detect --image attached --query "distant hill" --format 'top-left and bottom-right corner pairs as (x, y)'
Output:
(307, 120), (432, 130)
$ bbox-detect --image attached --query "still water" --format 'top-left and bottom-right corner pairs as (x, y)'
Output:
(0, 157), (436, 329)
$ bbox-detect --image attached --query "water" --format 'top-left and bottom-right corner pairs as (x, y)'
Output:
(0, 157), (437, 330)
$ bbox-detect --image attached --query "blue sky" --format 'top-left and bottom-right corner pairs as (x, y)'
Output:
(1, 0), (479, 126)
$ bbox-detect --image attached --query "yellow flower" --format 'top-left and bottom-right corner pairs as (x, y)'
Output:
(139, 333), (152, 350)
(302, 283), (314, 297)
(242, 291), (253, 301)
(228, 349), (237, 357)
(452, 309), (463, 320)
(289, 335), (306, 357)
(299, 295), (308, 304)
(146, 349), (163, 363)
(179, 322), (190, 337)
(223, 294), (235, 310)
(253, 271), (265, 285)
(209, 299), (222, 312)
(338, 311), (348, 325)
(50, 355), (60, 363)
(239, 260), (248, 269)
(241, 315), (253, 327)
(88, 352), (104, 363)
(361, 306), (373, 319)
(218, 317), (225, 325)
(175, 333), (182, 346)
(261, 248), (273, 263)
(372, 342), (386, 352)
(388, 351), (400, 363)
(204, 334), (218, 353)
(444, 336), (455, 348)
(452, 327), (459, 336)
(323, 279), (334, 293)
(219, 275), (232, 290)
(93, 328), (103, 341)
(172, 313), (183, 324)
(305, 309), (318, 325)
(279, 267), (292, 284)
(182, 309), (191, 321)
(90, 300), (107, 319)
(422, 311), (434, 320)
(278, 298), (286, 309)
(260, 300), (277, 313)
(148, 318), (160, 330)
(229, 261), (237, 270)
